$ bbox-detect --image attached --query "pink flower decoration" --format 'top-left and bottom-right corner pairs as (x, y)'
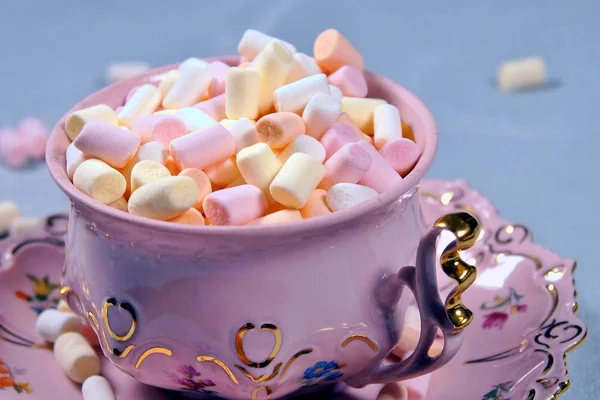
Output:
(516, 304), (528, 313)
(482, 312), (509, 329)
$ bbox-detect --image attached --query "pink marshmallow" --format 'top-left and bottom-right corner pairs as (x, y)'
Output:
(320, 122), (359, 160)
(18, 117), (48, 159)
(379, 138), (420, 177)
(206, 61), (230, 98)
(169, 124), (235, 170)
(327, 65), (368, 98)
(203, 184), (267, 226)
(0, 129), (28, 168)
(195, 94), (226, 121)
(320, 142), (372, 190)
(73, 121), (141, 168)
(357, 140), (403, 193)
(132, 115), (188, 147)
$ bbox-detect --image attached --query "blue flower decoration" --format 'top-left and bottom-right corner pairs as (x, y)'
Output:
(323, 371), (344, 381)
(303, 361), (339, 380)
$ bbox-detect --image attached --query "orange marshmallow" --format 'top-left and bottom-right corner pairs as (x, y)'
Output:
(168, 208), (206, 225)
(204, 156), (241, 188)
(313, 29), (364, 74)
(255, 112), (306, 149)
(300, 189), (331, 219)
(247, 209), (302, 225)
(178, 168), (212, 211)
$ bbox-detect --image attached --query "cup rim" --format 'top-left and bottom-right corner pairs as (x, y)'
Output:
(46, 56), (438, 237)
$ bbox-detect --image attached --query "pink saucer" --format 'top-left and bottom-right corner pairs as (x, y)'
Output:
(0, 180), (586, 400)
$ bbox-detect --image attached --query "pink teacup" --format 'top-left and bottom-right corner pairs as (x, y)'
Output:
(46, 57), (480, 399)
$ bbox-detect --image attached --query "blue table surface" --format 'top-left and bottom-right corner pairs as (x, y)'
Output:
(1, 1), (598, 398)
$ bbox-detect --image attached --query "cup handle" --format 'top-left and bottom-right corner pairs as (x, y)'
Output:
(346, 212), (480, 387)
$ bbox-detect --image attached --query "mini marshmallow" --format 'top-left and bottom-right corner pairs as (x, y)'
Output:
(108, 197), (128, 212)
(226, 175), (246, 188)
(302, 93), (341, 139)
(374, 104), (402, 149)
(248, 209), (302, 225)
(337, 112), (363, 138)
(121, 141), (168, 195)
(278, 135), (326, 164)
(270, 153), (326, 209)
(236, 143), (282, 194)
(130, 160), (171, 193)
(314, 29), (364, 74)
(18, 117), (48, 158)
(320, 122), (359, 159)
(65, 104), (119, 141)
(9, 217), (42, 236)
(320, 142), (372, 190)
(376, 383), (408, 400)
(154, 109), (179, 116)
(358, 141), (402, 193)
(256, 112), (305, 148)
(273, 74), (330, 114)
(169, 124), (235, 170)
(163, 58), (211, 109)
(168, 208), (205, 225)
(195, 94), (226, 121)
(73, 159), (126, 204)
(157, 69), (180, 97)
(82, 376), (116, 400)
(328, 85), (343, 102)
(178, 168), (212, 210)
(238, 29), (296, 61)
(205, 156), (241, 188)
(128, 176), (198, 220)
(300, 189), (331, 219)
(203, 184), (267, 225)
(176, 107), (218, 131)
(226, 118), (259, 151)
(341, 97), (387, 135)
(57, 299), (72, 313)
(53, 332), (100, 383)
(252, 40), (295, 114)
(0, 129), (28, 168)
(106, 62), (150, 84)
(206, 61), (230, 98)
(66, 142), (88, 179)
(119, 84), (162, 128)
(286, 53), (322, 83)
(165, 156), (180, 175)
(36, 308), (83, 342)
(497, 56), (546, 92)
(74, 121), (140, 168)
(0, 201), (19, 233)
(225, 67), (261, 120)
(132, 115), (188, 147)
(326, 182), (378, 211)
(379, 138), (419, 176)
(327, 65), (368, 98)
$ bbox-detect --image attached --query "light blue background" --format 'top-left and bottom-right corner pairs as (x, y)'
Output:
(0, 1), (597, 398)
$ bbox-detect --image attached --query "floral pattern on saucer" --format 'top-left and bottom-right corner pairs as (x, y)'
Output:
(480, 287), (527, 329)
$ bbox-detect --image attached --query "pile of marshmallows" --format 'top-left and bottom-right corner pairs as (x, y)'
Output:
(65, 29), (420, 227)
(0, 117), (48, 168)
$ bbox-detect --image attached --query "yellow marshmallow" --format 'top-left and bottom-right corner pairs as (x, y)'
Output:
(270, 153), (325, 209)
(157, 69), (180, 97)
(65, 104), (118, 141)
(128, 176), (198, 220)
(73, 159), (126, 204)
(252, 40), (294, 114)
(130, 160), (171, 194)
(341, 97), (387, 135)
(53, 332), (100, 383)
(236, 143), (281, 195)
(225, 67), (261, 120)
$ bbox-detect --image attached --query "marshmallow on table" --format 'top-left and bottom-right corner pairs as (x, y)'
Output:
(74, 121), (140, 168)
(66, 142), (88, 179)
(314, 29), (364, 74)
(18, 117), (48, 158)
(169, 124), (235, 170)
(320, 142), (372, 190)
(53, 332), (100, 383)
(341, 97), (387, 135)
(327, 65), (368, 98)
(128, 176), (198, 220)
(130, 160), (171, 193)
(225, 118), (259, 151)
(205, 156), (240, 188)
(302, 93), (341, 139)
(252, 39), (294, 114)
(105, 62), (150, 84)
(108, 197), (128, 212)
(64, 104), (118, 141)
(73, 159), (126, 204)
(497, 56), (547, 92)
(36, 309), (83, 342)
(247, 209), (302, 225)
(195, 94), (226, 121)
(237, 29), (296, 61)
(168, 208), (205, 225)
(374, 104), (402, 149)
(270, 153), (326, 209)
(163, 58), (211, 109)
(236, 143), (282, 194)
(273, 74), (330, 114)
(320, 122), (359, 160)
(278, 135), (326, 164)
(376, 383), (408, 400)
(328, 84), (343, 102)
(9, 217), (42, 236)
(82, 376), (116, 400)
(379, 138), (419, 176)
(286, 53), (322, 83)
(0, 129), (28, 168)
(300, 189), (331, 219)
(0, 201), (19, 233)
(357, 141), (403, 193)
(225, 67), (261, 120)
(203, 184), (267, 226)
(157, 69), (180, 97)
(255, 112), (305, 149)
(132, 114), (188, 147)
(176, 107), (218, 131)
(206, 61), (230, 98)
(178, 168), (212, 210)
(118, 84), (162, 128)
(326, 182), (378, 211)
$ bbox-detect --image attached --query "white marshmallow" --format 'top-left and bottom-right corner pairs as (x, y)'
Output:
(341, 97), (387, 135)
(53, 332), (100, 383)
(36, 309), (83, 343)
(270, 153), (326, 209)
(236, 143), (282, 195)
(326, 183), (378, 211)
(105, 62), (150, 84)
(163, 58), (211, 109)
(497, 56), (547, 92)
(278, 135), (326, 164)
(287, 53), (322, 83)
(157, 69), (180, 97)
(328, 85), (343, 102)
(273, 74), (330, 114)
(237, 29), (296, 61)
(302, 93), (341, 139)
(128, 176), (198, 220)
(82, 376), (116, 400)
(130, 160), (171, 194)
(225, 118), (259, 151)
(9, 217), (42, 236)
(66, 142), (88, 179)
(73, 159), (126, 204)
(0, 201), (19, 233)
(118, 84), (162, 128)
(374, 104), (402, 149)
(225, 67), (261, 120)
(176, 107), (217, 131)
(65, 104), (118, 141)
(252, 40), (295, 114)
